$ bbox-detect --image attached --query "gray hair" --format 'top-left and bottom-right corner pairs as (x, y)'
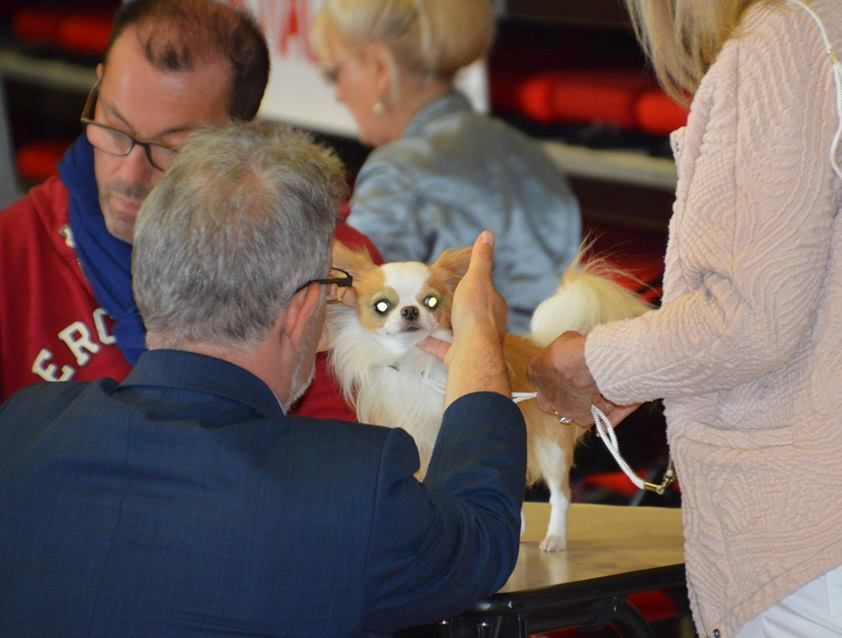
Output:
(133, 121), (347, 350)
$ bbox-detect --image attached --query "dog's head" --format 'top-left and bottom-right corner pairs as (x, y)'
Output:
(331, 242), (471, 348)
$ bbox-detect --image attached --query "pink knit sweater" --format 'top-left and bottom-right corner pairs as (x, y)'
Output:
(585, 1), (842, 636)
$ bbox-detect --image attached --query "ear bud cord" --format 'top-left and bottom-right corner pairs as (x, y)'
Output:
(787, 0), (842, 182)
(511, 391), (676, 494)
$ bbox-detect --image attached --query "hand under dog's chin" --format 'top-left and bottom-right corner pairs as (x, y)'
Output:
(376, 324), (437, 354)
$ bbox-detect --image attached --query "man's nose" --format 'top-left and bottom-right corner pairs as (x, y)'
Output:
(116, 144), (155, 186)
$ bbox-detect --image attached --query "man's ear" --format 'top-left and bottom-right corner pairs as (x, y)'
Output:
(96, 63), (104, 81)
(280, 284), (322, 350)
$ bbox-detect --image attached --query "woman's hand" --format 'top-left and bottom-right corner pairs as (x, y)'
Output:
(527, 331), (639, 427)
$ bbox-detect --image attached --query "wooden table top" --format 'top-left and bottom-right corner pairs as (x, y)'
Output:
(500, 502), (685, 594)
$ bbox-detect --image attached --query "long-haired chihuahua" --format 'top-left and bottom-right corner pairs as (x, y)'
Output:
(324, 242), (651, 551)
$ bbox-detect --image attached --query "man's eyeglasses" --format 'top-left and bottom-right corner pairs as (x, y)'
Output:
(295, 267), (354, 301)
(80, 81), (178, 172)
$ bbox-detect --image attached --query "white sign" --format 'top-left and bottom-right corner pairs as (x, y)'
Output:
(224, 0), (488, 137)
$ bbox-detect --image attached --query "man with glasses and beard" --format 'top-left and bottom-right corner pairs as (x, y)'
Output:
(0, 120), (526, 638)
(0, 0), (379, 418)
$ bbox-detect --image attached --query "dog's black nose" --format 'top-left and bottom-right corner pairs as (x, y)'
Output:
(401, 306), (420, 321)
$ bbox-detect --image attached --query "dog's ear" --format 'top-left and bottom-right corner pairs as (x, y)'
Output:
(430, 247), (472, 289)
(332, 240), (375, 306)
(332, 240), (376, 275)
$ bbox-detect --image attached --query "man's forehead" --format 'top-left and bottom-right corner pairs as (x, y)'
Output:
(105, 25), (231, 79)
(97, 28), (232, 132)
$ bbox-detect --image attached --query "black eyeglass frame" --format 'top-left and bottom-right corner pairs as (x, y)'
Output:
(79, 80), (179, 172)
(295, 267), (354, 295)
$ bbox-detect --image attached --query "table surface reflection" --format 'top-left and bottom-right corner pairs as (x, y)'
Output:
(502, 501), (684, 594)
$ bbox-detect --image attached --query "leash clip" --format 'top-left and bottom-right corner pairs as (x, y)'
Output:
(642, 458), (677, 494)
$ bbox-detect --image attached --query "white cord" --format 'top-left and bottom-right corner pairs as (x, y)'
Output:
(590, 405), (646, 491)
(787, 0), (842, 182)
(511, 391), (647, 490)
(511, 391), (537, 404)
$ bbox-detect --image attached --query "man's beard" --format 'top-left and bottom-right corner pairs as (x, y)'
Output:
(284, 316), (320, 411)
(285, 362), (315, 411)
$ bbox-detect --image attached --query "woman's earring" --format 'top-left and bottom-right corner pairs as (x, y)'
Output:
(373, 100), (386, 115)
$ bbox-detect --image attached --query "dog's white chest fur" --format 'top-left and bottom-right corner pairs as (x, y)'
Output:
(326, 304), (450, 475)
(356, 349), (447, 471)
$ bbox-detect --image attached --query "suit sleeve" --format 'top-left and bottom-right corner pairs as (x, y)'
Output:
(360, 391), (526, 633)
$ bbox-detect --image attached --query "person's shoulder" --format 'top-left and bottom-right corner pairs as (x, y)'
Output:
(352, 143), (424, 207)
(363, 137), (430, 174)
(420, 108), (547, 167)
(732, 0), (839, 58)
(705, 0), (837, 98)
(0, 176), (69, 233)
(1, 377), (118, 419)
(362, 105), (484, 172)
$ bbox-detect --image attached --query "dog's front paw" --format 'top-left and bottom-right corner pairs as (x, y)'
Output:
(538, 534), (568, 552)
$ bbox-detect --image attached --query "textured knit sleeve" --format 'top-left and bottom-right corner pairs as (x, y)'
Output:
(585, 4), (840, 403)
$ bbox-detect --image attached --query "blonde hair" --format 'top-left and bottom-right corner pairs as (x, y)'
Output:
(624, 0), (770, 104)
(312, 0), (495, 81)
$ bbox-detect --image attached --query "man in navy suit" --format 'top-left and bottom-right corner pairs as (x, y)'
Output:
(0, 121), (526, 637)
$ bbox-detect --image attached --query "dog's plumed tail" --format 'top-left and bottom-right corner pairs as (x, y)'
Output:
(529, 252), (653, 346)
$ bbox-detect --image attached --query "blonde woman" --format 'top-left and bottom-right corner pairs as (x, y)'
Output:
(528, 1), (842, 636)
(310, 0), (581, 334)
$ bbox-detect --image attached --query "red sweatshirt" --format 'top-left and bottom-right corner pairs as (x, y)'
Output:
(0, 177), (381, 420)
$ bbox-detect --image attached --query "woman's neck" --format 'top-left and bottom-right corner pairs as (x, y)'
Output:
(386, 76), (453, 142)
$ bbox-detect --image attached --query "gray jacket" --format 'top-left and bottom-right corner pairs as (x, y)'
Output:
(348, 91), (581, 333)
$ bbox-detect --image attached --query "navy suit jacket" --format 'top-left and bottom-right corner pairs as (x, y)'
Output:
(0, 350), (526, 637)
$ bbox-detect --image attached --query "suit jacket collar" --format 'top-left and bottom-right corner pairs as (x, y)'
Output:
(120, 349), (285, 419)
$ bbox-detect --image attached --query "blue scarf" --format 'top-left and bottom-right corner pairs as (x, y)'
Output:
(58, 135), (146, 365)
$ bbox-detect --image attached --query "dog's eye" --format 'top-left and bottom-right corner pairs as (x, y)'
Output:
(373, 299), (392, 315)
(423, 295), (440, 310)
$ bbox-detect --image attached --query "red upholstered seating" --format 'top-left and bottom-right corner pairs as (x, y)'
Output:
(56, 9), (115, 57)
(15, 139), (70, 183)
(12, 8), (67, 45)
(516, 70), (656, 128)
(11, 6), (115, 57)
(490, 43), (587, 117)
(635, 88), (689, 135)
(529, 590), (679, 637)
(490, 61), (689, 137)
